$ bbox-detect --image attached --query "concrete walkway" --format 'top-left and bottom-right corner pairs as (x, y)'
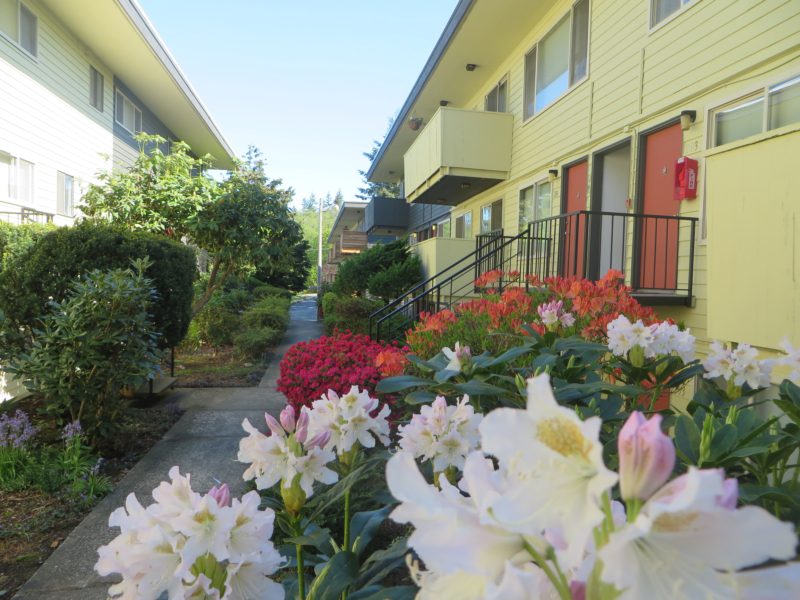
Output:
(14, 295), (323, 600)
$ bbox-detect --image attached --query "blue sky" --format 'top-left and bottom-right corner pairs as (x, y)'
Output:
(138, 0), (459, 206)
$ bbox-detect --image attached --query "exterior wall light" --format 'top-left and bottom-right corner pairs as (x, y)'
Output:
(466, 63), (477, 71)
(548, 168), (559, 179)
(680, 110), (697, 131)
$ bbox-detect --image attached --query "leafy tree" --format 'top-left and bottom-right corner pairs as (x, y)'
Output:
(81, 134), (216, 239)
(356, 138), (400, 201)
(295, 194), (339, 287)
(190, 161), (297, 314)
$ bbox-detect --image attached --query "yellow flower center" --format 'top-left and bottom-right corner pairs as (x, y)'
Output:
(536, 417), (589, 458)
(653, 511), (698, 532)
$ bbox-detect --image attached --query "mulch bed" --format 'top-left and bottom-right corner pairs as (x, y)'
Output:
(173, 346), (271, 387)
(0, 403), (183, 598)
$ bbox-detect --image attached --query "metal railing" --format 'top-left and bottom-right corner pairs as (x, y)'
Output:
(0, 207), (54, 225)
(369, 210), (698, 341)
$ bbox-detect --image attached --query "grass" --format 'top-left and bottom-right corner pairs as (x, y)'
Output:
(173, 346), (269, 387)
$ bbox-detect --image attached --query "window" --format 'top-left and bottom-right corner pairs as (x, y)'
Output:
(90, 67), (104, 112)
(711, 75), (800, 147)
(518, 180), (552, 229)
(57, 172), (75, 217)
(0, 152), (12, 199)
(455, 211), (472, 239)
(651, 0), (692, 28)
(480, 199), (503, 234)
(485, 78), (508, 113)
(0, 151), (34, 204)
(17, 158), (33, 204)
(115, 89), (143, 134)
(436, 218), (451, 238)
(524, 0), (589, 119)
(0, 0), (37, 56)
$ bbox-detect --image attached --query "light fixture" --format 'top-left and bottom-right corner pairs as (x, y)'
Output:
(548, 168), (559, 179)
(465, 63), (477, 72)
(440, 100), (450, 106)
(460, 181), (472, 190)
(408, 117), (424, 131)
(680, 110), (697, 131)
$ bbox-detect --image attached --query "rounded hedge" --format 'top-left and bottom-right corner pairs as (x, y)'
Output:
(0, 222), (196, 350)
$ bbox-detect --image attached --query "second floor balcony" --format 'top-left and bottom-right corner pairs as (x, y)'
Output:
(404, 107), (513, 206)
(327, 230), (368, 264)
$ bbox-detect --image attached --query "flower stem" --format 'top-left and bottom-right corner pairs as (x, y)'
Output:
(523, 540), (571, 600)
(296, 542), (305, 600)
(343, 488), (351, 551)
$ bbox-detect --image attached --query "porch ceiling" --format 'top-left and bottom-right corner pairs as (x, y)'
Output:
(368, 0), (556, 183)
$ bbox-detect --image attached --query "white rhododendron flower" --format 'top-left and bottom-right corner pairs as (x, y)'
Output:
(600, 468), (798, 599)
(479, 373), (617, 569)
(398, 395), (482, 471)
(780, 339), (800, 383)
(95, 467), (284, 600)
(386, 451), (533, 587)
(306, 386), (391, 455)
(608, 315), (695, 363)
(442, 341), (471, 372)
(237, 413), (337, 497)
(703, 341), (773, 390)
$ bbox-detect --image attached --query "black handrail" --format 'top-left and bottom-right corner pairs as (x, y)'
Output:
(368, 231), (518, 337)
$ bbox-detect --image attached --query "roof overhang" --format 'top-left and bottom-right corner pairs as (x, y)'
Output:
(40, 0), (236, 169)
(327, 201), (368, 243)
(368, 0), (556, 183)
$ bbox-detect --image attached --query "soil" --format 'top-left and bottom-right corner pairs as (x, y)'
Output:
(0, 403), (183, 598)
(172, 346), (270, 387)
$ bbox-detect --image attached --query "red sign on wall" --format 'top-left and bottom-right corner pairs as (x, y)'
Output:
(674, 156), (698, 201)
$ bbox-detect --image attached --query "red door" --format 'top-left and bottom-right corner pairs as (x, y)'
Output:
(562, 160), (588, 277)
(640, 123), (682, 289)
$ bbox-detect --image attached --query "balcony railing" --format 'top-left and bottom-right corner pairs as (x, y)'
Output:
(370, 210), (698, 340)
(403, 107), (513, 206)
(0, 207), (54, 225)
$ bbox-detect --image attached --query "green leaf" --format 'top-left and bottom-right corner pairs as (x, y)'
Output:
(350, 506), (392, 556)
(404, 390), (437, 405)
(452, 380), (509, 397)
(376, 375), (436, 394)
(434, 368), (460, 384)
(306, 550), (358, 600)
(349, 586), (417, 600)
(708, 424), (738, 462)
(674, 415), (701, 465)
(485, 344), (534, 367)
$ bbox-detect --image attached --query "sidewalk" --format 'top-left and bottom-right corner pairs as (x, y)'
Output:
(13, 295), (323, 600)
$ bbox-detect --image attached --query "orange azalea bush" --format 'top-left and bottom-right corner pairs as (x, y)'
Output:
(406, 270), (657, 358)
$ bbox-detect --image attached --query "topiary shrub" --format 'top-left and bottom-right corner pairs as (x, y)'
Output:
(8, 261), (160, 443)
(190, 294), (241, 348)
(242, 296), (290, 331)
(0, 221), (54, 273)
(233, 326), (282, 359)
(321, 293), (383, 335)
(0, 222), (195, 356)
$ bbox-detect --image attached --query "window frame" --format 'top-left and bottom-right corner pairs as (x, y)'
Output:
(708, 74), (800, 149)
(90, 66), (104, 112)
(435, 217), (451, 238)
(0, 0), (37, 58)
(649, 0), (693, 30)
(518, 178), (553, 230)
(57, 171), (75, 217)
(523, 0), (590, 121)
(454, 210), (473, 239)
(484, 76), (509, 113)
(115, 89), (143, 135)
(479, 199), (504, 235)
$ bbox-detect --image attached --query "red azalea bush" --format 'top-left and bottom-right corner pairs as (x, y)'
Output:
(406, 270), (657, 358)
(277, 330), (405, 411)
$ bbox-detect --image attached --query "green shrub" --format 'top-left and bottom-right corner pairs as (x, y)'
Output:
(367, 254), (422, 301)
(322, 293), (383, 335)
(0, 222), (195, 355)
(233, 326), (282, 359)
(242, 296), (290, 331)
(253, 283), (292, 300)
(219, 287), (254, 313)
(191, 294), (241, 348)
(8, 262), (160, 442)
(0, 221), (54, 273)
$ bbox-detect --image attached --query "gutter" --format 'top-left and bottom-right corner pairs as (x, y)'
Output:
(366, 0), (475, 181)
(120, 0), (237, 166)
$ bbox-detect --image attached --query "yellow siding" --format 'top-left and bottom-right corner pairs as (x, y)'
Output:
(407, 0), (800, 358)
(705, 129), (800, 349)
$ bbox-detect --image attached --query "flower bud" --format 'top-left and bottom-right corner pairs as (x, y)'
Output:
(264, 412), (285, 437)
(717, 477), (738, 509)
(618, 412), (675, 501)
(207, 483), (232, 507)
(281, 474), (307, 515)
(305, 429), (331, 450)
(279, 405), (296, 432)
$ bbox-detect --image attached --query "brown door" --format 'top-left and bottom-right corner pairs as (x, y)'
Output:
(639, 123), (681, 289)
(562, 160), (588, 277)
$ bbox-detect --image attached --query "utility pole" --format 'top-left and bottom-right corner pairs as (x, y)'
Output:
(316, 193), (323, 320)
